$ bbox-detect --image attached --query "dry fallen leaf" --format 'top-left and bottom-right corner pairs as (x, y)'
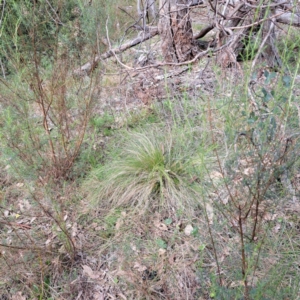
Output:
(154, 219), (168, 231)
(130, 243), (139, 252)
(58, 245), (66, 254)
(184, 224), (193, 236)
(133, 262), (147, 272)
(210, 171), (223, 179)
(263, 212), (277, 221)
(247, 275), (259, 286)
(82, 265), (100, 279)
(243, 167), (255, 175)
(210, 171), (223, 186)
(206, 202), (214, 225)
(72, 222), (78, 237)
(221, 195), (229, 205)
(118, 293), (127, 300)
(239, 159), (250, 166)
(93, 292), (105, 300)
(158, 248), (166, 256)
(230, 280), (244, 287)
(115, 218), (124, 230)
(11, 292), (26, 300)
(273, 223), (281, 233)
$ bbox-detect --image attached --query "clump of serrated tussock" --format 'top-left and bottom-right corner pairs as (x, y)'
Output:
(83, 127), (203, 215)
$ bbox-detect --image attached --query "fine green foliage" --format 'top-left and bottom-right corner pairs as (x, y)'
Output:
(0, 0), (135, 77)
(1, 1), (300, 299)
(83, 127), (201, 213)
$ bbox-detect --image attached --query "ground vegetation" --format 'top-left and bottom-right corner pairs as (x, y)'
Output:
(0, 0), (300, 299)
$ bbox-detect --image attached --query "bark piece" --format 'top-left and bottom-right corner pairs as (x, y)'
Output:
(158, 0), (197, 63)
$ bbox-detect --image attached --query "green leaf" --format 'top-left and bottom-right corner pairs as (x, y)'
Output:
(282, 75), (291, 87)
(156, 238), (167, 249)
(280, 96), (288, 103)
(164, 218), (172, 225)
(199, 244), (206, 251)
(264, 71), (276, 84)
(247, 111), (258, 124)
(273, 106), (281, 115)
(262, 87), (272, 103)
(251, 71), (258, 81)
(264, 70), (269, 79)
(192, 226), (199, 237)
(210, 291), (216, 298)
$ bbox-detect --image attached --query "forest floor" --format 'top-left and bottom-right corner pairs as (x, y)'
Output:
(1, 15), (300, 300)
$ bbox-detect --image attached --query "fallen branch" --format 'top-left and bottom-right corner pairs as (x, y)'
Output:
(194, 24), (214, 40)
(275, 9), (300, 27)
(73, 28), (159, 76)
(110, 39), (233, 75)
(74, 24), (220, 77)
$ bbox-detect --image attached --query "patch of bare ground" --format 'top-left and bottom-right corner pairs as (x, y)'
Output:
(97, 63), (206, 116)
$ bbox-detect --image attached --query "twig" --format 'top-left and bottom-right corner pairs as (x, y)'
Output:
(0, 242), (52, 253)
(0, 58), (6, 79)
(221, 0), (230, 22)
(228, 10), (291, 29)
(0, 0), (6, 30)
(118, 6), (145, 32)
(251, 18), (275, 70)
(0, 221), (31, 230)
(206, 97), (224, 286)
(45, 0), (64, 26)
(245, 1), (289, 9)
(238, 205), (250, 300)
(247, 84), (260, 116)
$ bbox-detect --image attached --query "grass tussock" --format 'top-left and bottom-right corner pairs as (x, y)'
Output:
(83, 128), (202, 214)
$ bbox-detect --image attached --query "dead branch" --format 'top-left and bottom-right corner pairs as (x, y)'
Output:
(275, 9), (300, 27)
(114, 39), (234, 73)
(73, 28), (159, 76)
(194, 24), (214, 39)
(251, 18), (275, 70)
(74, 0), (300, 77)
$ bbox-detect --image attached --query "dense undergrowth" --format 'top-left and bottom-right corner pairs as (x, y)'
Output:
(0, 1), (300, 299)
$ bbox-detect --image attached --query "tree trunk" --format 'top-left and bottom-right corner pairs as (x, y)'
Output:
(215, 1), (298, 68)
(158, 0), (197, 63)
